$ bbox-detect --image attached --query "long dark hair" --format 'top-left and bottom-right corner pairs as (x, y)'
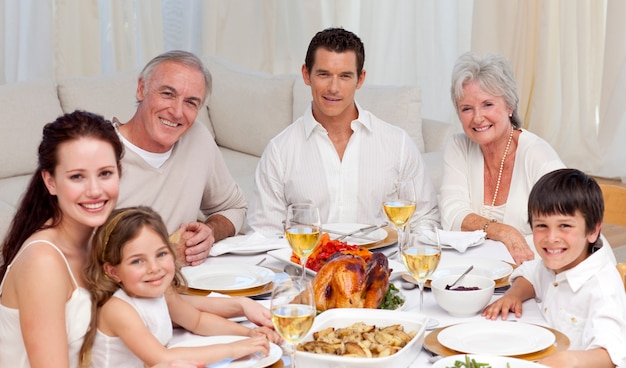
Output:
(0, 110), (123, 279)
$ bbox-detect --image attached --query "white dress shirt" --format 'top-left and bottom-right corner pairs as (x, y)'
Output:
(511, 244), (626, 366)
(248, 102), (440, 235)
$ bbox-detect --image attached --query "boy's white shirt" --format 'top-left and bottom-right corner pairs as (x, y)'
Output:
(510, 244), (626, 366)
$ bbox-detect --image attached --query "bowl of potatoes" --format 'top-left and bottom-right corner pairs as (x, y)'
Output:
(295, 308), (428, 368)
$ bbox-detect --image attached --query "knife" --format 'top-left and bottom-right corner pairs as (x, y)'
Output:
(322, 223), (386, 241)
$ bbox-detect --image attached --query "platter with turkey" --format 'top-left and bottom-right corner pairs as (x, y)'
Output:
(268, 233), (406, 311)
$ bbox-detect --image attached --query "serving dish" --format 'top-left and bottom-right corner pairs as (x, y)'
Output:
(267, 247), (405, 279)
(433, 354), (549, 368)
(296, 308), (428, 368)
(169, 335), (282, 368)
(181, 263), (274, 292)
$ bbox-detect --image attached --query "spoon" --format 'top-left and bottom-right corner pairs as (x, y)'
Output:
(283, 264), (302, 277)
(445, 265), (473, 290)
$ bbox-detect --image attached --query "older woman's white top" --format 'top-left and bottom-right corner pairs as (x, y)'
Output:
(440, 129), (565, 234)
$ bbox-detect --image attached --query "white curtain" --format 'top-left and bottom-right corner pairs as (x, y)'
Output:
(0, 0), (624, 180)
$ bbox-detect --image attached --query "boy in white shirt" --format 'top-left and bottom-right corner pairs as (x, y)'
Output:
(483, 168), (626, 368)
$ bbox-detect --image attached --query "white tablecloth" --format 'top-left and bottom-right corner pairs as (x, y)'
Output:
(172, 239), (550, 367)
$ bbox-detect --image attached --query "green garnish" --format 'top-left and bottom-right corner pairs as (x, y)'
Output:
(379, 283), (405, 310)
(445, 355), (512, 368)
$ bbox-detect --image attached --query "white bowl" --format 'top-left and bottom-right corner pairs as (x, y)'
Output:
(295, 308), (428, 368)
(431, 274), (495, 317)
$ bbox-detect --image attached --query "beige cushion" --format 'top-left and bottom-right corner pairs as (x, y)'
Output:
(206, 56), (296, 157)
(0, 80), (64, 178)
(293, 78), (424, 152)
(57, 70), (139, 123)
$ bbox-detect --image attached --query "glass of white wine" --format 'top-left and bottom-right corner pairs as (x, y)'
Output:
(285, 203), (321, 279)
(270, 276), (316, 368)
(401, 227), (442, 312)
(382, 179), (417, 260)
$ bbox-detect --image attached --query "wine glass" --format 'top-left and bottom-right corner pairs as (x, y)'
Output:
(400, 227), (442, 313)
(270, 276), (316, 368)
(284, 203), (321, 279)
(382, 179), (417, 260)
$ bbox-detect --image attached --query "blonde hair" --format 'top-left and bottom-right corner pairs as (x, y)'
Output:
(79, 206), (186, 366)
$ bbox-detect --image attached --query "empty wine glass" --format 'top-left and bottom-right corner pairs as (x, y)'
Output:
(285, 203), (321, 279)
(382, 179), (417, 260)
(270, 276), (316, 368)
(401, 227), (442, 313)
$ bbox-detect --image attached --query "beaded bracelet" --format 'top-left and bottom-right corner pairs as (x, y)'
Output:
(482, 219), (497, 232)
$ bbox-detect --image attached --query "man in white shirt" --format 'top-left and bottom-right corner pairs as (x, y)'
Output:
(248, 28), (439, 235)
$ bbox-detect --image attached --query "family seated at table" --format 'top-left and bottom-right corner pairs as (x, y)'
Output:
(2, 26), (625, 368)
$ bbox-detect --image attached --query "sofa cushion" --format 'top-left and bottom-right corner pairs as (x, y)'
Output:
(206, 56), (296, 157)
(57, 70), (139, 123)
(293, 78), (424, 153)
(0, 80), (64, 178)
(57, 70), (213, 138)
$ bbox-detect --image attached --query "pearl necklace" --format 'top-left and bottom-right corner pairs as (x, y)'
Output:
(484, 127), (514, 221)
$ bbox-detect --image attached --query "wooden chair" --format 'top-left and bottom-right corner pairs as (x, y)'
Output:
(600, 184), (626, 227)
(599, 184), (626, 291)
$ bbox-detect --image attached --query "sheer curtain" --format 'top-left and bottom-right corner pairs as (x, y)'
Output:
(0, 0), (624, 179)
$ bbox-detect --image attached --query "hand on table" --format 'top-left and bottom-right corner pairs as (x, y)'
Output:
(171, 222), (214, 266)
(240, 297), (274, 329)
(249, 326), (282, 345)
(482, 293), (524, 320)
(501, 228), (535, 265)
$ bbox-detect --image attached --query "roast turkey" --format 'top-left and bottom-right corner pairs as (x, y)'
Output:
(313, 252), (391, 311)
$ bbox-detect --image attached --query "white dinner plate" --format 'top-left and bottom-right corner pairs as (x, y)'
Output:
(433, 354), (549, 368)
(323, 223), (388, 246)
(181, 264), (274, 291)
(267, 247), (405, 279)
(428, 257), (513, 281)
(169, 335), (282, 368)
(437, 321), (556, 356)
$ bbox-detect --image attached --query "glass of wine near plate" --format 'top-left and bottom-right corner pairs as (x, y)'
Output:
(401, 227), (442, 328)
(270, 276), (316, 368)
(382, 179), (417, 261)
(285, 203), (322, 279)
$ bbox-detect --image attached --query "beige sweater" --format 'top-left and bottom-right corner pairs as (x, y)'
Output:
(116, 121), (247, 233)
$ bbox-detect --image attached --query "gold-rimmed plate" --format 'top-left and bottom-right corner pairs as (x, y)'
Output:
(424, 322), (569, 361)
(181, 263), (274, 292)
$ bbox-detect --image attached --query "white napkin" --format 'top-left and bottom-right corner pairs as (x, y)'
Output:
(420, 229), (486, 253)
(209, 232), (289, 256)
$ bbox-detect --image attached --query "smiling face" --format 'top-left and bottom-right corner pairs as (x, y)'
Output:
(531, 211), (600, 274)
(456, 80), (513, 148)
(43, 137), (120, 231)
(132, 61), (206, 153)
(302, 48), (365, 126)
(105, 225), (176, 298)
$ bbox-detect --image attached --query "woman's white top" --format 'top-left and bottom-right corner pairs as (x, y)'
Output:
(90, 288), (172, 368)
(0, 240), (91, 368)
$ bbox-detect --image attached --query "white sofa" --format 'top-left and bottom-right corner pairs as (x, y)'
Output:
(0, 56), (457, 240)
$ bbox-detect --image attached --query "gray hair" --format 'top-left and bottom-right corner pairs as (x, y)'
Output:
(139, 50), (212, 104)
(450, 52), (521, 129)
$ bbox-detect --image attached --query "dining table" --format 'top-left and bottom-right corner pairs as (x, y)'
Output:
(170, 236), (563, 368)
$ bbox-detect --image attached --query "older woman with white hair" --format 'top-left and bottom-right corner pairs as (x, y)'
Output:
(440, 52), (565, 265)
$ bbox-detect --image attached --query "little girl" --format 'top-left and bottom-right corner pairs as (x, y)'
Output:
(79, 206), (279, 367)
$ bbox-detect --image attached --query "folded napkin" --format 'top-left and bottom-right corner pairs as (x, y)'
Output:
(420, 229), (486, 253)
(209, 232), (289, 256)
